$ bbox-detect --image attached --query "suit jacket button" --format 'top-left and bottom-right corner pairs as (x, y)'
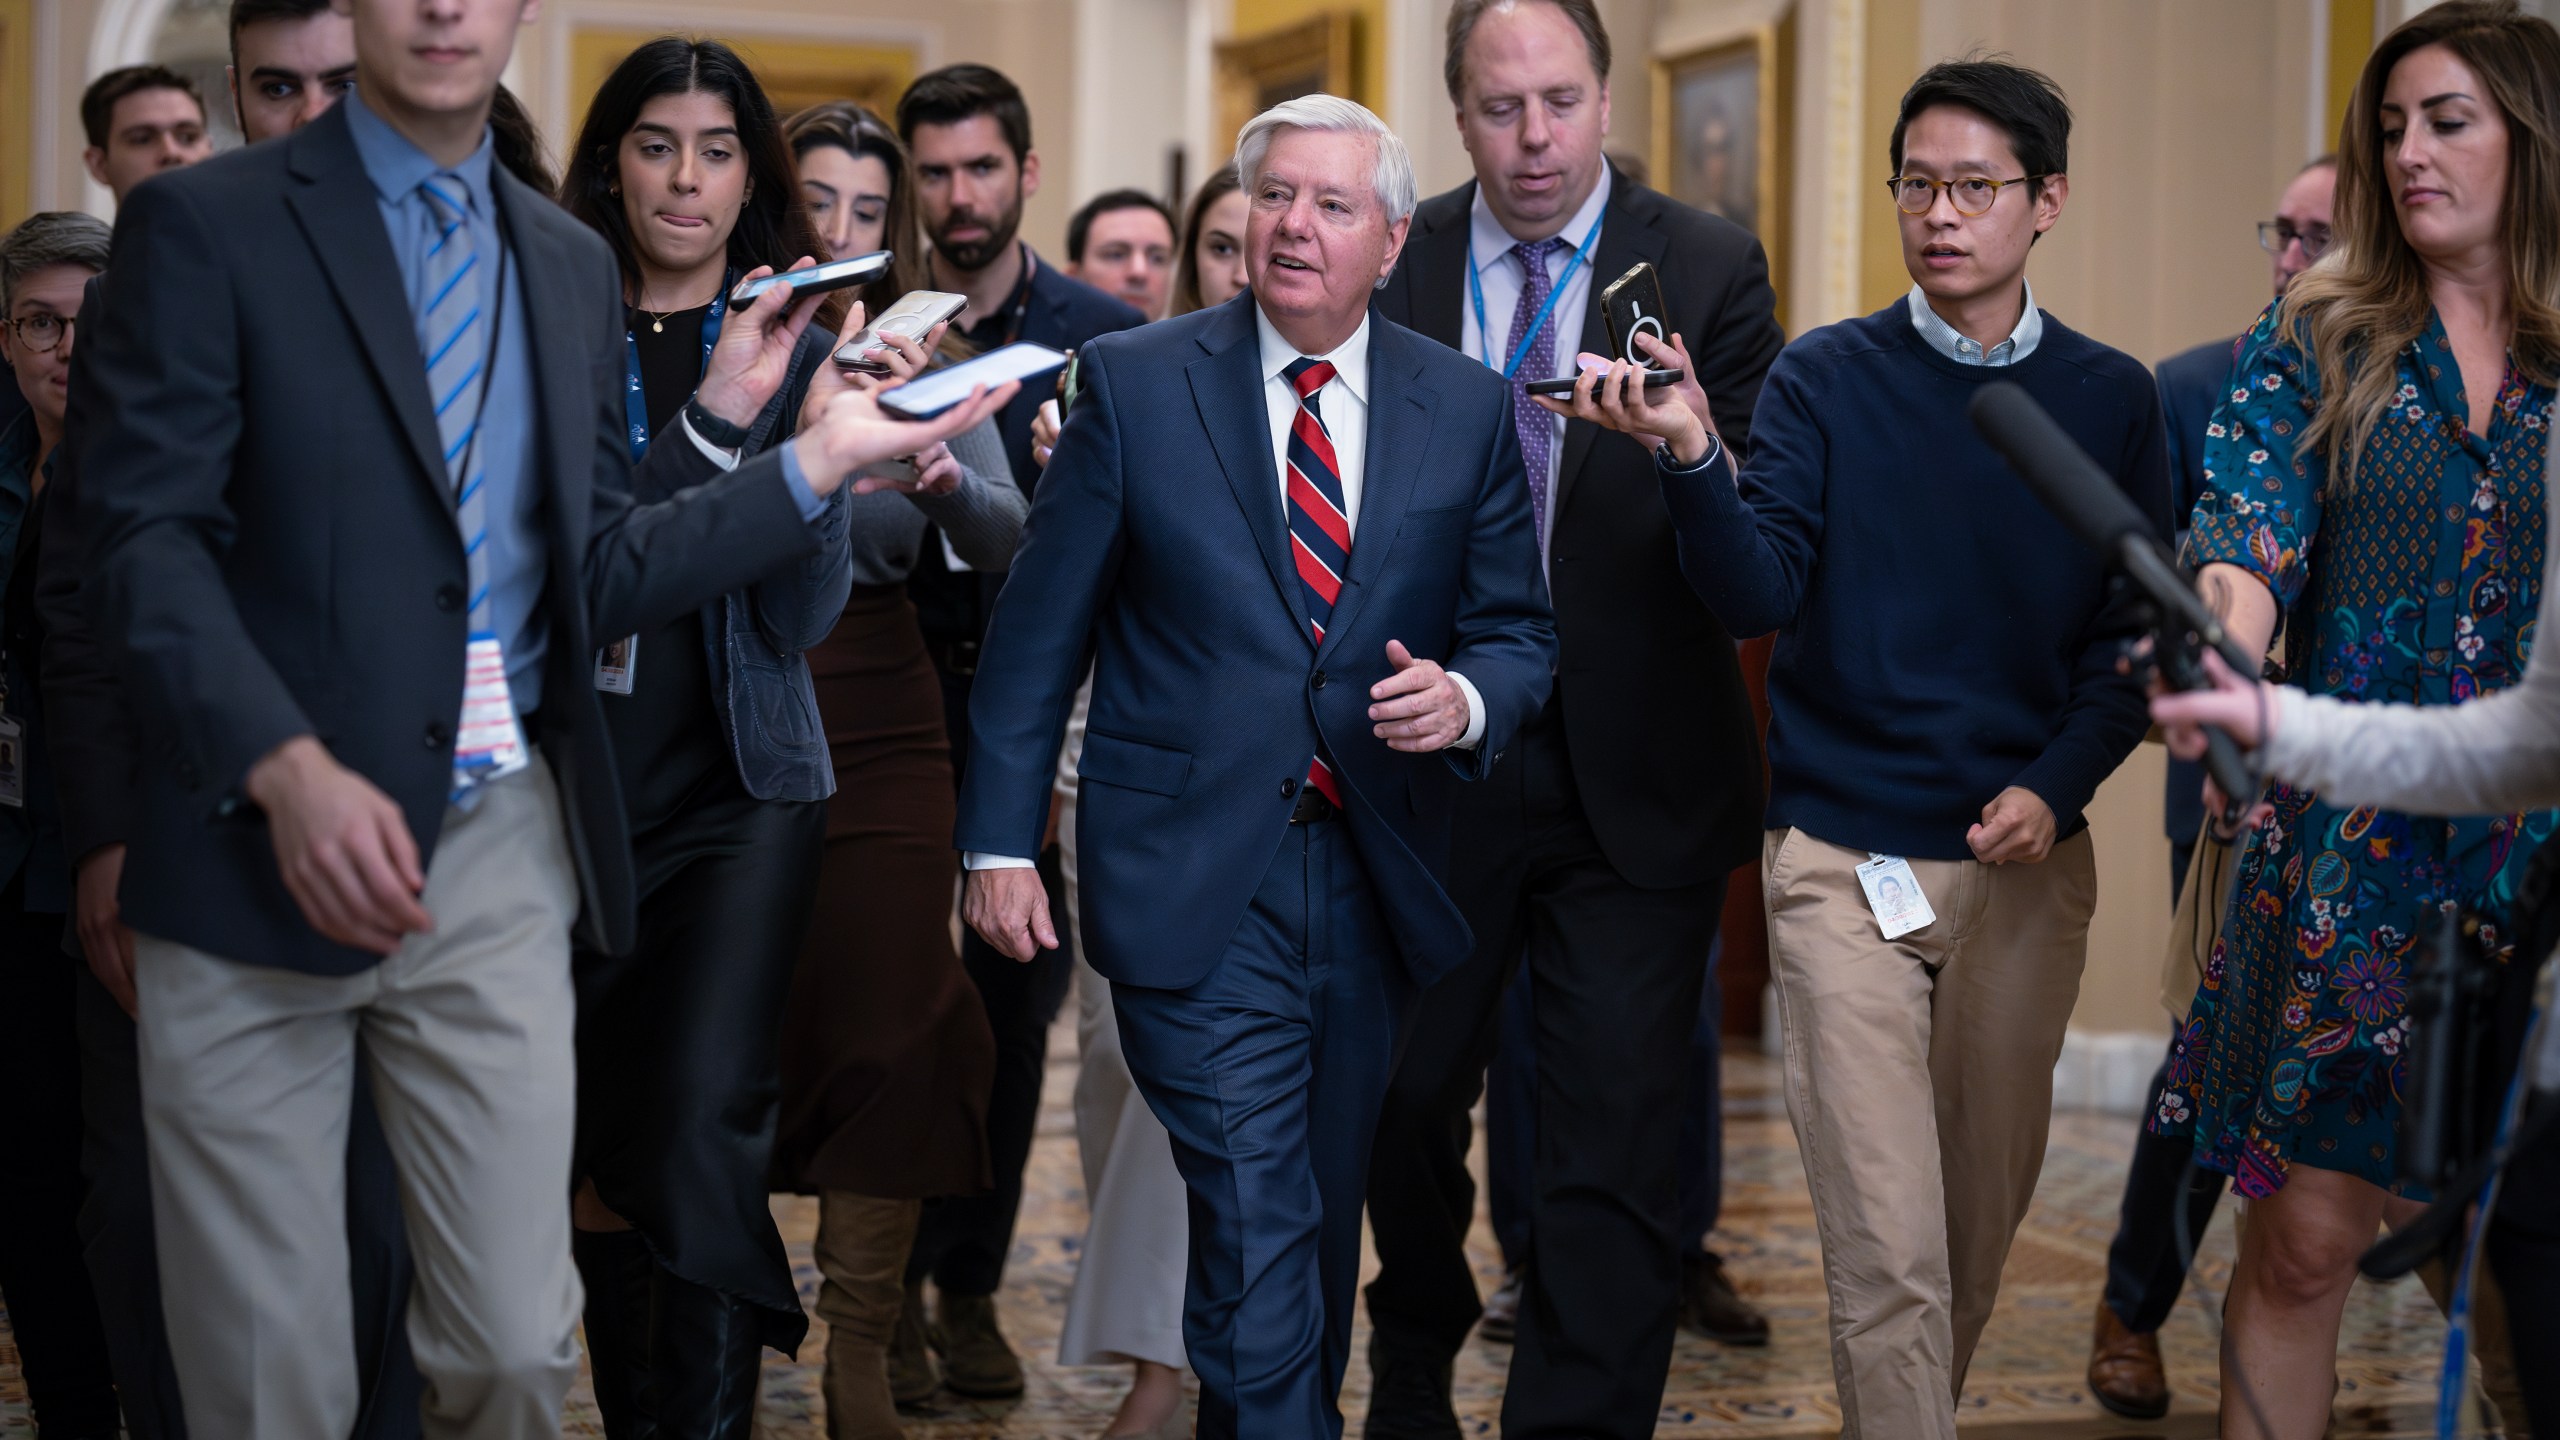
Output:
(1280, 777), (1300, 798)
(436, 584), (463, 612)
(424, 721), (451, 750)
(1312, 670), (1329, 690)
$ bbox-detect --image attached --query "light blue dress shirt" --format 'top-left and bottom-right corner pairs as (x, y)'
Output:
(1906, 279), (2044, 367)
(344, 89), (549, 715)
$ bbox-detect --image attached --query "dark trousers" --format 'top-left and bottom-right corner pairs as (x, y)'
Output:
(1, 901), (120, 1437)
(1487, 943), (1724, 1267)
(2097, 842), (2227, 1335)
(913, 662), (1072, 1297)
(2489, 1096), (2560, 1436)
(75, 950), (422, 1440)
(1363, 714), (1725, 1440)
(1113, 818), (1410, 1440)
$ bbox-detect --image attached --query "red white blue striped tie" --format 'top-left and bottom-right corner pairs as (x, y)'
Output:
(1283, 357), (1348, 806)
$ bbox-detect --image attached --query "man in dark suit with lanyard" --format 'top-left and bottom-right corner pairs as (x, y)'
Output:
(888, 61), (1148, 1399)
(1363, 3), (1783, 1437)
(72, 0), (1006, 1427)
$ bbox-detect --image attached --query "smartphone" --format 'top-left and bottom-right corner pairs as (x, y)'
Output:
(1600, 261), (1671, 367)
(878, 341), (1068, 419)
(1524, 367), (1683, 398)
(834, 290), (969, 373)
(728, 251), (892, 309)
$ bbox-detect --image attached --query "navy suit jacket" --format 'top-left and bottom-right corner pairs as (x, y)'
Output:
(954, 294), (1558, 991)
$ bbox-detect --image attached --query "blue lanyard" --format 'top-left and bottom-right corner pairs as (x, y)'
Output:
(622, 269), (733, 462)
(1467, 211), (1604, 381)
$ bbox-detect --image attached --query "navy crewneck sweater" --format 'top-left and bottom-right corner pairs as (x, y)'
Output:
(1660, 301), (2171, 860)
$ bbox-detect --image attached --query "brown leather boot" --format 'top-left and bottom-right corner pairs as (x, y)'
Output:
(814, 1192), (924, 1437)
(2086, 1301), (2170, 1420)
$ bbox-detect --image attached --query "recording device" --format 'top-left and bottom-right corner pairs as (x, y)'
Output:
(1524, 367), (1684, 399)
(1600, 261), (1670, 366)
(834, 290), (968, 373)
(1966, 382), (2258, 827)
(728, 251), (892, 309)
(877, 341), (1067, 419)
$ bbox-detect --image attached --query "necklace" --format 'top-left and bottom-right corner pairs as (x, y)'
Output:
(639, 305), (677, 334)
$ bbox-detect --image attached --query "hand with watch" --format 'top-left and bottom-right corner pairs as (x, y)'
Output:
(1530, 330), (1728, 471)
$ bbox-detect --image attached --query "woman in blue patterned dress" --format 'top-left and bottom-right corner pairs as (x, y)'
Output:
(2157, 5), (2560, 1435)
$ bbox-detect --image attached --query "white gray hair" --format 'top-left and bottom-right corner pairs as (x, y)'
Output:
(1, 211), (110, 311)
(1232, 93), (1418, 228)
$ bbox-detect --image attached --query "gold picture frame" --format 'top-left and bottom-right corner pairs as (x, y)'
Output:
(1213, 12), (1359, 167)
(566, 29), (918, 156)
(1652, 15), (1793, 327)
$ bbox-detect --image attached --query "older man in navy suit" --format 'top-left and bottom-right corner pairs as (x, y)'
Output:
(956, 96), (1556, 1440)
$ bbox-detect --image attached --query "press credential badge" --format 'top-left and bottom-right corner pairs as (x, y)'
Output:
(1855, 853), (1935, 939)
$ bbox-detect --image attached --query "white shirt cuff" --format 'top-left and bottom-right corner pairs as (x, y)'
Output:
(1450, 671), (1486, 750)
(963, 852), (1037, 870)
(682, 411), (741, 471)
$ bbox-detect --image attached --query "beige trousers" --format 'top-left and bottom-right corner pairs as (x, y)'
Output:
(135, 758), (584, 1440)
(1763, 825), (2095, 1440)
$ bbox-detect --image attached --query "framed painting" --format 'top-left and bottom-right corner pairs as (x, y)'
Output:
(1213, 11), (1358, 168)
(1652, 17), (1792, 323)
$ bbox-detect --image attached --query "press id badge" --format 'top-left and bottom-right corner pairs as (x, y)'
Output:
(1855, 853), (1935, 939)
(595, 634), (639, 695)
(0, 710), (23, 809)
(453, 635), (529, 787)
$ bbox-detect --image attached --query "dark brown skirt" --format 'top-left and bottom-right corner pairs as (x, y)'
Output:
(771, 584), (997, 1199)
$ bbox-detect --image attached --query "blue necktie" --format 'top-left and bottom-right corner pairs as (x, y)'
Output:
(1505, 238), (1560, 552)
(1282, 356), (1347, 807)
(415, 174), (516, 800)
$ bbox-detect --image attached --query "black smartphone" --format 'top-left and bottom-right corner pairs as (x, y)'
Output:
(729, 250), (892, 309)
(1600, 261), (1671, 366)
(1524, 368), (1684, 398)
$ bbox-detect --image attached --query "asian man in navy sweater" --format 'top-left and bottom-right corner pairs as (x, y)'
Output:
(1542, 58), (2168, 1440)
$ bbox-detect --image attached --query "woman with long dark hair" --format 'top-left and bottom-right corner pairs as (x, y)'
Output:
(557, 37), (857, 1438)
(2153, 4), (2560, 1434)
(770, 99), (1020, 1440)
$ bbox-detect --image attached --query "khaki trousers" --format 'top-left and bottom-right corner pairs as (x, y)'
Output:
(1763, 826), (2094, 1440)
(134, 758), (583, 1440)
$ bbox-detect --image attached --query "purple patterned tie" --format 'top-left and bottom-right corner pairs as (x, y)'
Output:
(1505, 238), (1560, 549)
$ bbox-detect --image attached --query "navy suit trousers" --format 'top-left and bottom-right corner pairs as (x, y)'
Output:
(1111, 818), (1412, 1440)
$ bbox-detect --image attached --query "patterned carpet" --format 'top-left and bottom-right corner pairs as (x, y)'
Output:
(0, 1033), (2503, 1438)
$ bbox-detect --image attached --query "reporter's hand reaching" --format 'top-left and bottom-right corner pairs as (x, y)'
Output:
(964, 866), (1058, 963)
(789, 380), (1018, 498)
(1531, 331), (1721, 466)
(246, 736), (433, 954)
(2153, 650), (2278, 834)
(1032, 399), (1062, 470)
(697, 259), (828, 427)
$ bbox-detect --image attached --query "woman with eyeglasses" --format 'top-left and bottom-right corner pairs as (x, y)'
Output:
(767, 99), (1023, 1440)
(555, 37), (881, 1438)
(2149, 5), (2560, 1436)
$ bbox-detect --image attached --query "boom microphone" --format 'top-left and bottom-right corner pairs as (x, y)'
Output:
(1967, 381), (2260, 825)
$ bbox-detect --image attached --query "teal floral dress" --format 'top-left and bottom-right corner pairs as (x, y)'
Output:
(2156, 303), (2556, 1198)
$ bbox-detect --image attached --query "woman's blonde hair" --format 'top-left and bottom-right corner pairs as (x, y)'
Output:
(2278, 0), (2560, 489)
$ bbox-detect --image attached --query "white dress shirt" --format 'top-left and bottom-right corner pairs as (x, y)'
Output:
(1456, 168), (1613, 560)
(1906, 279), (2044, 366)
(959, 303), (1483, 873)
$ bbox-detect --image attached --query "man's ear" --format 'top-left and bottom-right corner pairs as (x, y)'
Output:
(1020, 148), (1041, 203)
(82, 148), (111, 190)
(2034, 172), (2069, 236)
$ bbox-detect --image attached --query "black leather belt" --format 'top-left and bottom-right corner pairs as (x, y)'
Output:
(1290, 788), (1337, 824)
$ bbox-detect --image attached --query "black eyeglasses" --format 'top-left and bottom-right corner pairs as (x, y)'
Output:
(2257, 220), (2332, 261)
(4, 312), (73, 354)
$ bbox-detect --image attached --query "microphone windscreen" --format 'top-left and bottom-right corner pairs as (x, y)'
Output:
(1967, 381), (2149, 556)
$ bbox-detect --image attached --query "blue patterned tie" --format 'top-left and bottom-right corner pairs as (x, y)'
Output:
(415, 174), (514, 799)
(1282, 356), (1347, 807)
(1505, 238), (1560, 551)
